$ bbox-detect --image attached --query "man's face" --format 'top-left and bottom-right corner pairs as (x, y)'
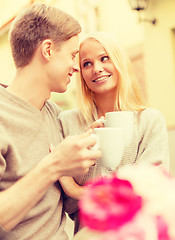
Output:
(48, 35), (79, 93)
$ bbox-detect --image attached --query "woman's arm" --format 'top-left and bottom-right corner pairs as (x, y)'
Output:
(136, 109), (170, 170)
(59, 176), (85, 200)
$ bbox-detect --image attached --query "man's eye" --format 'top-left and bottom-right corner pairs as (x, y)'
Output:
(101, 56), (109, 62)
(83, 62), (91, 67)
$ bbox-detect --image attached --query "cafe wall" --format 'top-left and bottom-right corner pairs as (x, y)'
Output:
(143, 0), (175, 128)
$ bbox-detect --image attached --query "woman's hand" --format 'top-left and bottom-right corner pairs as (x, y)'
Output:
(86, 116), (105, 131)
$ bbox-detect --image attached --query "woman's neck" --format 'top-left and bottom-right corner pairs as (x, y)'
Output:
(94, 91), (117, 118)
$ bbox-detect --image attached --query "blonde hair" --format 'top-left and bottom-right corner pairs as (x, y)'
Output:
(9, 3), (81, 68)
(77, 32), (147, 123)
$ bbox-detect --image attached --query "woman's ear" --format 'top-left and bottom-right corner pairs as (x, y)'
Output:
(41, 39), (53, 61)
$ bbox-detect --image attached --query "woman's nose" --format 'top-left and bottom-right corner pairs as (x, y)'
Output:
(93, 61), (103, 74)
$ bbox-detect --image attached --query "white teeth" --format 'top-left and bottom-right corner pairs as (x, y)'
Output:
(93, 76), (108, 82)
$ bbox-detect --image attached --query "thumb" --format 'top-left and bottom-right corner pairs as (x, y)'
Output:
(80, 128), (93, 139)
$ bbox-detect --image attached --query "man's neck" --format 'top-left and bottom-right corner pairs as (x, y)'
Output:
(7, 69), (51, 110)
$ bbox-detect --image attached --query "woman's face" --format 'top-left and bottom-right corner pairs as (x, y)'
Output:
(79, 38), (119, 95)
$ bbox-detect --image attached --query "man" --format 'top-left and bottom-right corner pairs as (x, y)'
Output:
(0, 3), (101, 240)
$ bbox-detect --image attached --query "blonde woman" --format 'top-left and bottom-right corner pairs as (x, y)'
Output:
(58, 32), (170, 233)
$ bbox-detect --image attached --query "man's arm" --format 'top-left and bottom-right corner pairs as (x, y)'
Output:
(0, 130), (101, 231)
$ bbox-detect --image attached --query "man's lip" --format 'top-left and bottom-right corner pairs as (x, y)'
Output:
(67, 76), (71, 84)
(92, 74), (111, 82)
(68, 73), (73, 77)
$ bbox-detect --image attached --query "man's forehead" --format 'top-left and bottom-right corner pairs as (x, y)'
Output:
(59, 35), (79, 51)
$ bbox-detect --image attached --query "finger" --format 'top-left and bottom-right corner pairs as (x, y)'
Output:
(80, 159), (97, 173)
(82, 147), (102, 161)
(87, 160), (97, 168)
(99, 116), (105, 125)
(49, 143), (55, 152)
(79, 128), (93, 138)
(87, 148), (102, 160)
(92, 120), (104, 129)
(80, 133), (98, 149)
(65, 129), (93, 142)
(86, 119), (105, 131)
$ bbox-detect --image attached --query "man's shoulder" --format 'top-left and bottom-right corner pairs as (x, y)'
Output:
(45, 100), (62, 116)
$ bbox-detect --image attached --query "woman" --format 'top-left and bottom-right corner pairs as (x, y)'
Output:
(58, 32), (170, 232)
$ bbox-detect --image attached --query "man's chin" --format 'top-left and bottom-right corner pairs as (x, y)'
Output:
(51, 87), (67, 94)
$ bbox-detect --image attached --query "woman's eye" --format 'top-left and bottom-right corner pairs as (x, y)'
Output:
(101, 56), (109, 62)
(83, 61), (91, 68)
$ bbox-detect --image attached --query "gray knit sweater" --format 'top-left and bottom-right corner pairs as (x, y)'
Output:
(58, 108), (170, 232)
(0, 86), (68, 240)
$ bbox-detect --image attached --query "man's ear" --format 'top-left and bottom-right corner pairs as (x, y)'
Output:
(41, 39), (53, 61)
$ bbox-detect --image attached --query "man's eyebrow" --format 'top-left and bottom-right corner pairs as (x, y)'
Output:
(72, 50), (79, 54)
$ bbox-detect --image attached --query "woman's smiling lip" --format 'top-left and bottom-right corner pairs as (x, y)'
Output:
(92, 74), (111, 83)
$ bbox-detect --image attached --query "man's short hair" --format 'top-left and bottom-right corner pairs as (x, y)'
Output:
(9, 3), (81, 68)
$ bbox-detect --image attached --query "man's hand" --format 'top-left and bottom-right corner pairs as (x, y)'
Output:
(47, 129), (102, 180)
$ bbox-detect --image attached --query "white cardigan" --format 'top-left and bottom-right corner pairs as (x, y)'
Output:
(58, 108), (170, 233)
(59, 108), (169, 174)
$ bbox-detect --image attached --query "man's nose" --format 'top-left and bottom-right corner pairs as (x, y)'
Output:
(73, 63), (80, 72)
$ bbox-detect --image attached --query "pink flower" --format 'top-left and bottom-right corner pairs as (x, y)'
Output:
(79, 175), (142, 231)
(81, 210), (158, 240)
(156, 216), (172, 240)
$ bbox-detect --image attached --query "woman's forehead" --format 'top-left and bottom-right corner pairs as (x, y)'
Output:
(80, 38), (106, 58)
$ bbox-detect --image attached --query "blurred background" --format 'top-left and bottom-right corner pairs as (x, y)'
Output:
(0, 0), (175, 175)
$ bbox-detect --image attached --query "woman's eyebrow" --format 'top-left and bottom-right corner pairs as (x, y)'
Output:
(81, 58), (91, 63)
(81, 52), (107, 62)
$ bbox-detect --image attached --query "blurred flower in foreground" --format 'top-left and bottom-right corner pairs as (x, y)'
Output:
(79, 176), (142, 231)
(79, 163), (175, 240)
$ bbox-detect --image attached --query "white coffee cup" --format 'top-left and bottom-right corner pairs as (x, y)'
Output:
(94, 127), (124, 170)
(105, 111), (134, 148)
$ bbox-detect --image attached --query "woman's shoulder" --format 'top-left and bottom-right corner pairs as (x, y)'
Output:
(135, 107), (166, 132)
(59, 109), (80, 118)
(58, 109), (88, 136)
(137, 107), (165, 120)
